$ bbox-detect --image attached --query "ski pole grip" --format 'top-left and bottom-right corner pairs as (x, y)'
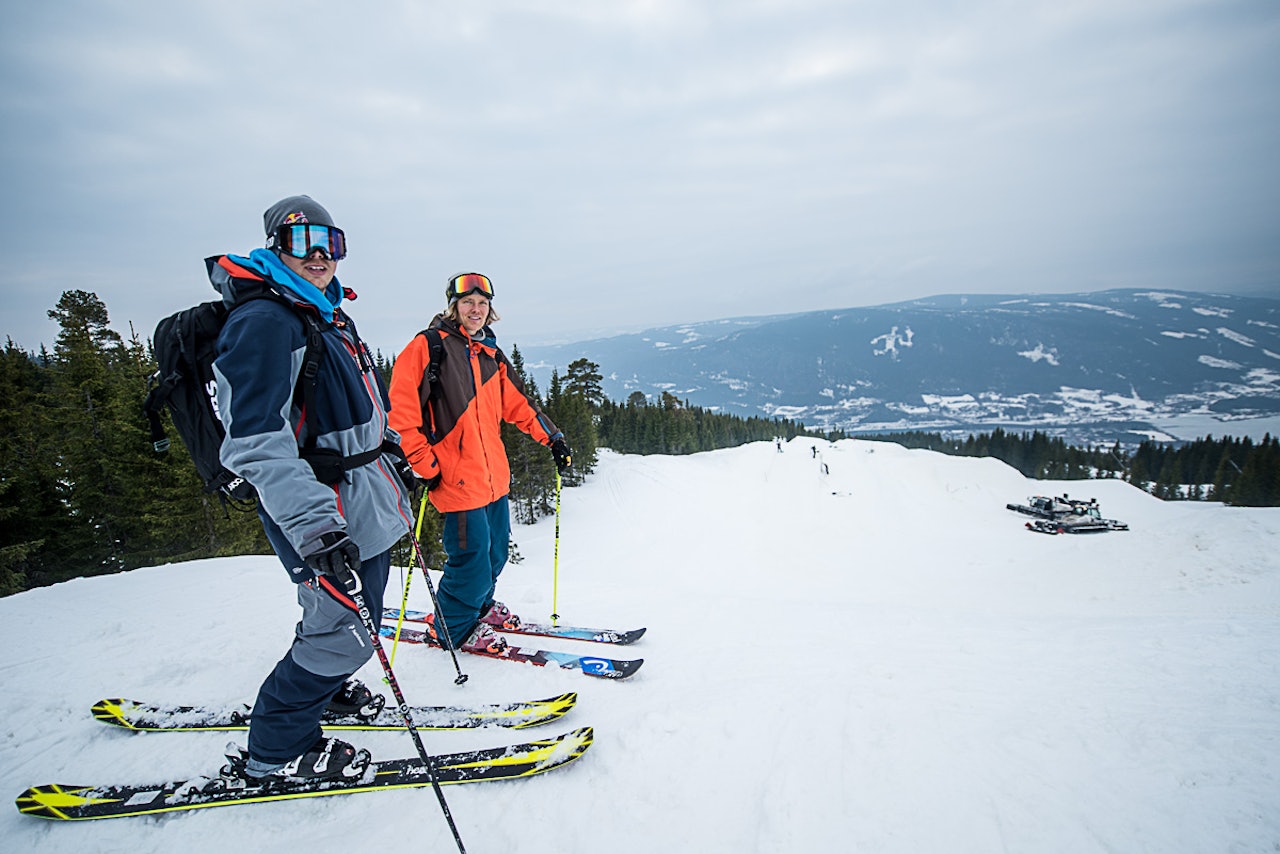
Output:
(336, 566), (362, 597)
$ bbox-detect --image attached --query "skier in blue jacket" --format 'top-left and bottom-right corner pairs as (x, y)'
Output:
(210, 195), (413, 782)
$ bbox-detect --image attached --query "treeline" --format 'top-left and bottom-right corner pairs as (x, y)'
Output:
(597, 391), (817, 455)
(1, 291), (271, 596)
(1, 291), (804, 596)
(1128, 434), (1279, 504)
(497, 351), (601, 527)
(862, 428), (1127, 480)
(862, 428), (1280, 505)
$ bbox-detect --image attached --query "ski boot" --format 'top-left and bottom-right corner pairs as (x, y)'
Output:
(479, 600), (522, 631)
(326, 677), (386, 721)
(422, 613), (508, 653)
(221, 736), (371, 785)
(459, 623), (509, 655)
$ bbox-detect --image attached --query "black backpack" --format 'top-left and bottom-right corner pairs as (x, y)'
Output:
(143, 293), (324, 505)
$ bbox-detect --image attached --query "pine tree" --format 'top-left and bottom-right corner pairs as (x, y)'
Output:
(554, 358), (602, 480)
(0, 339), (62, 594)
(563, 358), (604, 409)
(41, 291), (135, 579)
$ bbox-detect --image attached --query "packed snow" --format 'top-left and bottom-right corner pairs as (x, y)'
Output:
(3, 439), (1278, 853)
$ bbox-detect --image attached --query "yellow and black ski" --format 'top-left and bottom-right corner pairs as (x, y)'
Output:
(90, 692), (577, 732)
(17, 726), (593, 821)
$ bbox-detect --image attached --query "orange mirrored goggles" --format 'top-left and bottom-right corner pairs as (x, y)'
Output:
(448, 273), (494, 299)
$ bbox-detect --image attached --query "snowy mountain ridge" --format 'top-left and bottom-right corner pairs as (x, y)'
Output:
(523, 288), (1280, 443)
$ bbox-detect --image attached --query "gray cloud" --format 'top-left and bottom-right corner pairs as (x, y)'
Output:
(2, 0), (1276, 356)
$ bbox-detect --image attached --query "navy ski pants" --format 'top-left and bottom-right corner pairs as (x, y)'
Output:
(249, 512), (390, 769)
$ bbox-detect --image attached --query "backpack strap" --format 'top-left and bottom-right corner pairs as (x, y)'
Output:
(143, 376), (177, 453)
(416, 327), (446, 441)
(219, 288), (327, 442)
(295, 311), (326, 455)
(291, 306), (399, 486)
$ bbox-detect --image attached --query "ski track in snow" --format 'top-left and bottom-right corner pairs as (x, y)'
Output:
(2, 439), (1278, 853)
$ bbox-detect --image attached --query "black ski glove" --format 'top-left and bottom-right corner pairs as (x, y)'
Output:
(424, 473), (443, 491)
(550, 437), (573, 474)
(306, 531), (361, 578)
(392, 457), (417, 494)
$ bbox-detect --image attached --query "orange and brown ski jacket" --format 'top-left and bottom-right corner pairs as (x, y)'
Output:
(388, 315), (560, 514)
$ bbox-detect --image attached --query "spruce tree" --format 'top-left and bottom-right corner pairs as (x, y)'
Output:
(554, 359), (602, 479)
(563, 358), (604, 408)
(42, 290), (134, 579)
(0, 340), (62, 594)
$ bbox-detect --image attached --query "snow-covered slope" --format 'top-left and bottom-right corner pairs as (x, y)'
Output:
(3, 440), (1277, 852)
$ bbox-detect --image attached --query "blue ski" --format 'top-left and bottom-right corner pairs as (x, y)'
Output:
(383, 608), (645, 646)
(378, 625), (643, 679)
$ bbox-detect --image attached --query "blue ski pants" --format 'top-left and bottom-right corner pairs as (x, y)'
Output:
(436, 496), (511, 647)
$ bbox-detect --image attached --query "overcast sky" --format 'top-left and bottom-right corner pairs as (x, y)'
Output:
(2, 0), (1277, 356)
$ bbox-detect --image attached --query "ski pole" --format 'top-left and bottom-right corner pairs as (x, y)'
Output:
(406, 526), (469, 686)
(551, 470), (562, 626)
(388, 564), (413, 668)
(333, 567), (467, 854)
(389, 490), (430, 667)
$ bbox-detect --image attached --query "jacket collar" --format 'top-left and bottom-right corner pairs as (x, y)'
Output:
(434, 315), (497, 349)
(216, 249), (343, 322)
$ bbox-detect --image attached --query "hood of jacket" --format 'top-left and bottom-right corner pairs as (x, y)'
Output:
(430, 313), (497, 349)
(208, 248), (344, 322)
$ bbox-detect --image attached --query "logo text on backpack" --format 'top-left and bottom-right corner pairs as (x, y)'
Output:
(205, 379), (223, 424)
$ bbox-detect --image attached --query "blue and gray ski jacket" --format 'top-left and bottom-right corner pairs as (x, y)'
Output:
(210, 250), (411, 580)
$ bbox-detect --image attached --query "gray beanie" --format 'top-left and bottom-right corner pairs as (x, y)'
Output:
(263, 195), (336, 238)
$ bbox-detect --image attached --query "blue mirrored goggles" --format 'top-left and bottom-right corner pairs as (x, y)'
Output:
(271, 223), (347, 260)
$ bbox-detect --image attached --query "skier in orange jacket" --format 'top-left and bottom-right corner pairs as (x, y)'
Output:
(388, 273), (571, 653)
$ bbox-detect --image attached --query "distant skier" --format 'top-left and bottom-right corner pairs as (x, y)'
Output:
(389, 273), (571, 654)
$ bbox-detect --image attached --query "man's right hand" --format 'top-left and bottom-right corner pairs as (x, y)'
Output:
(305, 531), (361, 577)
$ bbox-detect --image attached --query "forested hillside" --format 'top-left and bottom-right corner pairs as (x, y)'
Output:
(0, 291), (815, 595)
(6, 290), (1275, 597)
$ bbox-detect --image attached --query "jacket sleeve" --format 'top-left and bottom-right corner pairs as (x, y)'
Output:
(497, 358), (560, 445)
(213, 302), (347, 556)
(387, 334), (441, 481)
